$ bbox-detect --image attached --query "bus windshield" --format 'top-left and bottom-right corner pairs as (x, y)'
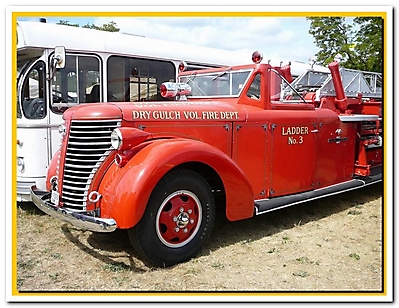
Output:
(17, 58), (38, 119)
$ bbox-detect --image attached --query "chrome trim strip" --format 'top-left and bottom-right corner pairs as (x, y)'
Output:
(30, 185), (116, 233)
(17, 123), (60, 129)
(17, 180), (37, 194)
(339, 115), (379, 122)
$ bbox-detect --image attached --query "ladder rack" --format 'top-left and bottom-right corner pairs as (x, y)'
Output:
(284, 67), (382, 100)
(318, 68), (382, 99)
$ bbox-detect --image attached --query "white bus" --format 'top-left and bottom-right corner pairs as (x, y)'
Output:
(16, 20), (322, 202)
(16, 20), (252, 202)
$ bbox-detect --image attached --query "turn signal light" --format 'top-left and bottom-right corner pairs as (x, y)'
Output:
(178, 61), (187, 72)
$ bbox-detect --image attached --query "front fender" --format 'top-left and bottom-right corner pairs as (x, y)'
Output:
(45, 148), (60, 191)
(98, 138), (254, 229)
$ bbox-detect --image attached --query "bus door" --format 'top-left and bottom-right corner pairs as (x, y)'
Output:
(49, 54), (101, 158)
(17, 58), (50, 198)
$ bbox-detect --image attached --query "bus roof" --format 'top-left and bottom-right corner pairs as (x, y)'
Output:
(17, 20), (328, 76)
(17, 21), (249, 67)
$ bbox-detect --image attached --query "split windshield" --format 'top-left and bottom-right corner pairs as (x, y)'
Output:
(281, 70), (329, 100)
(179, 69), (253, 97)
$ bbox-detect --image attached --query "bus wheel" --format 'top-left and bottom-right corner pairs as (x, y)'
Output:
(128, 169), (215, 267)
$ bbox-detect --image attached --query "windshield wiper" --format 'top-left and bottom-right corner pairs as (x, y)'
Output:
(212, 67), (231, 80)
(185, 71), (197, 84)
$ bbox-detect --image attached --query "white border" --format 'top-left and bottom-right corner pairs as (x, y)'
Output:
(4, 3), (394, 304)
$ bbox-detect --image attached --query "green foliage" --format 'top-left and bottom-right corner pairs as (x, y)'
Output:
(82, 21), (120, 32)
(348, 209), (362, 215)
(349, 253), (361, 260)
(292, 270), (308, 278)
(56, 20), (120, 33)
(103, 262), (131, 272)
(307, 17), (383, 72)
(353, 17), (383, 72)
(211, 261), (225, 269)
(57, 20), (79, 27)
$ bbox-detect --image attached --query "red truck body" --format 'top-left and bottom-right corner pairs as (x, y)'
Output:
(31, 53), (382, 267)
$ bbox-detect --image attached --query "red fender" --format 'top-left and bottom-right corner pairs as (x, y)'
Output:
(98, 138), (254, 229)
(45, 148), (60, 191)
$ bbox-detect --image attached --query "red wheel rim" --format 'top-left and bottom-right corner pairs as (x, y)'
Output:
(156, 190), (202, 248)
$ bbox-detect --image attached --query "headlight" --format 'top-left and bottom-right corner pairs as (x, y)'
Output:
(111, 129), (122, 150)
(58, 123), (66, 136)
(17, 157), (25, 173)
(111, 127), (151, 151)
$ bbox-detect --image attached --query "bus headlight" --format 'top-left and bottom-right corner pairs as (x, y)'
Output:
(58, 123), (66, 136)
(17, 157), (25, 173)
(111, 129), (123, 150)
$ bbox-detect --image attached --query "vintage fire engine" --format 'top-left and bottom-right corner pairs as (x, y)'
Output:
(31, 51), (383, 267)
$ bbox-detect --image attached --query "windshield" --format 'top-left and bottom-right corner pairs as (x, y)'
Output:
(179, 69), (253, 97)
(281, 70), (329, 100)
(17, 58), (36, 81)
(17, 58), (38, 118)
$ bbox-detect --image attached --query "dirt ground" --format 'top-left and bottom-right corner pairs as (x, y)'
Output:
(14, 182), (384, 300)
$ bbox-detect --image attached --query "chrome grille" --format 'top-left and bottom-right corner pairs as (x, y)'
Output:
(61, 119), (121, 211)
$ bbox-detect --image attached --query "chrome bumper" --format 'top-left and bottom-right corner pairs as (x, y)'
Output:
(30, 186), (117, 233)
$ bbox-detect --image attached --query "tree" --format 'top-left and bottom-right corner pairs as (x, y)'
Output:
(307, 17), (383, 72)
(352, 17), (383, 73)
(56, 20), (79, 27)
(56, 20), (120, 33)
(82, 21), (120, 32)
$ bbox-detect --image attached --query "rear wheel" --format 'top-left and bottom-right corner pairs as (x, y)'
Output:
(128, 169), (215, 267)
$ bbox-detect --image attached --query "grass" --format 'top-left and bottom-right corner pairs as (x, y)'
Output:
(211, 262), (225, 269)
(292, 271), (309, 278)
(15, 184), (383, 292)
(17, 259), (37, 270)
(348, 209), (362, 215)
(103, 262), (131, 272)
(349, 253), (361, 260)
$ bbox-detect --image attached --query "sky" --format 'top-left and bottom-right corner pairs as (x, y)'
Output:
(18, 15), (319, 64)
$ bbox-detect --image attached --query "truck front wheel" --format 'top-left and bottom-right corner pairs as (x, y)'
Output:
(128, 169), (216, 267)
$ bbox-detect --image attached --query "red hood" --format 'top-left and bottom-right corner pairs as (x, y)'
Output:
(63, 103), (122, 121)
(63, 100), (248, 123)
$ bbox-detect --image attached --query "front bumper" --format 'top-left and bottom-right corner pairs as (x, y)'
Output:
(17, 177), (46, 202)
(30, 186), (117, 233)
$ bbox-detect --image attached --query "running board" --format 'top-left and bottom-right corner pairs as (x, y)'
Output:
(254, 172), (382, 216)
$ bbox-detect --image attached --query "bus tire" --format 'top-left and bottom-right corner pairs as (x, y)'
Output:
(128, 169), (215, 267)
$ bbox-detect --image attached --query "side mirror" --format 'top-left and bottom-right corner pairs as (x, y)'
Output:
(48, 46), (65, 81)
(54, 46), (66, 69)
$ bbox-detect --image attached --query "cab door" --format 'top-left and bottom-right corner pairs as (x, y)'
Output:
(268, 105), (319, 197)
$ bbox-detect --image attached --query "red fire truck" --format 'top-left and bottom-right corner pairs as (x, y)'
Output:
(31, 51), (383, 267)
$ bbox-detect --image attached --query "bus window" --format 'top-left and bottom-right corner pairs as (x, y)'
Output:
(21, 61), (46, 119)
(51, 54), (100, 113)
(81, 56), (101, 103)
(107, 56), (175, 102)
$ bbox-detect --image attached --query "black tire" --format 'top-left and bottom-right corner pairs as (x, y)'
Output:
(128, 169), (215, 267)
